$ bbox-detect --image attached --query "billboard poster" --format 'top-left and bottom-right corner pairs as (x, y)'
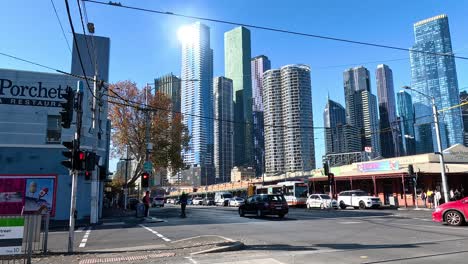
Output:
(357, 161), (399, 173)
(0, 175), (57, 216)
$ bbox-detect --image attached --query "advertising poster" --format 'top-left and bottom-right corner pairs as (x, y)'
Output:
(0, 175), (57, 216)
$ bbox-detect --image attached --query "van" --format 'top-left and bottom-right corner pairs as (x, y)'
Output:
(215, 192), (232, 206)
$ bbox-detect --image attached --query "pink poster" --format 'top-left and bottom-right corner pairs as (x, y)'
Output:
(0, 175), (57, 216)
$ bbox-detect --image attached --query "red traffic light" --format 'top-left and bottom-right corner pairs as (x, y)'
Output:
(78, 151), (85, 160)
(142, 173), (149, 179)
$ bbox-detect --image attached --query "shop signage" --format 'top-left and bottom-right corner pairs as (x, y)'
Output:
(0, 78), (73, 107)
(357, 160), (399, 173)
(0, 217), (24, 255)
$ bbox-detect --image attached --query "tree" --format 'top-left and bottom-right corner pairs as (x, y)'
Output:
(108, 81), (190, 185)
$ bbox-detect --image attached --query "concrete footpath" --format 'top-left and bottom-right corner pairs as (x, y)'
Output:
(32, 235), (243, 264)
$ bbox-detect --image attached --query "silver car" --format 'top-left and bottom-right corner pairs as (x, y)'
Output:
(306, 194), (338, 209)
(229, 197), (245, 207)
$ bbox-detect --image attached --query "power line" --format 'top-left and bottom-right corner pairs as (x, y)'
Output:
(64, 0), (93, 95)
(50, 0), (72, 53)
(83, 0), (468, 61)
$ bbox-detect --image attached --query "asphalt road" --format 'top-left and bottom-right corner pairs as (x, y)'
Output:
(46, 204), (468, 264)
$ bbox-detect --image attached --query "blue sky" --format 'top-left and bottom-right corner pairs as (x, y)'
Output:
(1, 0), (467, 172)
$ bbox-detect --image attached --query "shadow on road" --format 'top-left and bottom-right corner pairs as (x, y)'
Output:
(245, 244), (317, 251)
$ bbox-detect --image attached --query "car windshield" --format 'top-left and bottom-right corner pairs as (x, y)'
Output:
(235, 198), (243, 201)
(222, 194), (232, 198)
(320, 195), (331, 199)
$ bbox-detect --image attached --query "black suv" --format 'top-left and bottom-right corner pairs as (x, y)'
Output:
(239, 194), (288, 218)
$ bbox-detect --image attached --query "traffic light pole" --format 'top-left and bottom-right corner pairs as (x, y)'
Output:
(90, 76), (100, 224)
(68, 81), (83, 253)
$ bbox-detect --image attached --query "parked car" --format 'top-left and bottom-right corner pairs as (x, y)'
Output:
(192, 197), (203, 205)
(239, 194), (288, 218)
(432, 196), (468, 226)
(152, 196), (165, 207)
(166, 198), (174, 204)
(202, 197), (215, 206)
(337, 190), (381, 209)
(306, 194), (338, 209)
(229, 197), (245, 207)
(127, 198), (139, 210)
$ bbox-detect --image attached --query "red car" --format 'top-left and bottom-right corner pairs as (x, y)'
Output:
(432, 196), (468, 226)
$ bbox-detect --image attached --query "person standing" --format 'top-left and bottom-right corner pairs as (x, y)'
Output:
(434, 189), (441, 208)
(450, 189), (455, 201)
(180, 192), (188, 218)
(426, 189), (433, 209)
(421, 191), (427, 208)
(143, 191), (151, 217)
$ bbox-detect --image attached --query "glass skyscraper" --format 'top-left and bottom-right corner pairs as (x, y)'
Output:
(180, 22), (214, 185)
(397, 90), (416, 155)
(376, 64), (400, 158)
(154, 73), (181, 114)
(225, 26), (254, 168)
(343, 66), (381, 156)
(410, 14), (463, 153)
(213, 77), (234, 183)
(251, 55), (271, 177)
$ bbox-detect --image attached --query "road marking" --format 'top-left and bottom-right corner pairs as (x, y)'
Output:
(339, 221), (362, 224)
(185, 256), (198, 264)
(139, 224), (171, 242)
(79, 227), (92, 248)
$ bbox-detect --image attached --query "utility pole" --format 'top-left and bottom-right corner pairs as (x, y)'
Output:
(432, 97), (449, 203)
(145, 83), (153, 192)
(120, 146), (133, 210)
(90, 75), (100, 224)
(68, 81), (83, 253)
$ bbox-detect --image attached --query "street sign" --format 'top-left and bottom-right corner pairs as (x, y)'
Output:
(143, 161), (152, 172)
(0, 217), (24, 255)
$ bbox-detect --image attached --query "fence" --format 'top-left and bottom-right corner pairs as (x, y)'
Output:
(0, 209), (50, 264)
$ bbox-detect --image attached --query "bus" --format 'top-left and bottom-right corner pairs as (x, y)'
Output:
(256, 181), (308, 206)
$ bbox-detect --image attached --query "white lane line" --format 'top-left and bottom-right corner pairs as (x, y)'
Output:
(79, 227), (92, 248)
(185, 256), (198, 264)
(139, 224), (171, 242)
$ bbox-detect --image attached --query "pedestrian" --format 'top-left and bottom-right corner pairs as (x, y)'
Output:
(427, 189), (433, 209)
(434, 189), (441, 208)
(450, 189), (455, 201)
(180, 192), (188, 218)
(421, 191), (427, 208)
(143, 191), (151, 217)
(454, 189), (461, 200)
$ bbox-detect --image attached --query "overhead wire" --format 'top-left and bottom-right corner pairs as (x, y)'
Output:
(82, 0), (468, 61)
(50, 0), (72, 53)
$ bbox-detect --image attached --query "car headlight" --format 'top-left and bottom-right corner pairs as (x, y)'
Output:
(435, 207), (442, 212)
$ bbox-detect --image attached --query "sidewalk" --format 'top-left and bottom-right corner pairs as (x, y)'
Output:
(32, 235), (243, 264)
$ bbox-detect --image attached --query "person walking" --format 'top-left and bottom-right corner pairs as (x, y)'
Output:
(143, 191), (151, 217)
(180, 192), (188, 218)
(450, 189), (455, 201)
(426, 189), (433, 209)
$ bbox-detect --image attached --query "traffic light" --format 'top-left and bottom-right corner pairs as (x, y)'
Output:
(141, 172), (149, 188)
(408, 164), (414, 176)
(59, 87), (75, 128)
(323, 162), (330, 176)
(84, 170), (92, 181)
(61, 140), (76, 170)
(98, 165), (108, 181)
(76, 151), (86, 171)
(328, 173), (335, 185)
(85, 152), (97, 171)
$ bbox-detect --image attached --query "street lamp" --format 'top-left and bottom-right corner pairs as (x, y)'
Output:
(403, 86), (449, 204)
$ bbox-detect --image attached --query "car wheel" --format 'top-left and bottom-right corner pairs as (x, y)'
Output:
(307, 203), (311, 209)
(445, 210), (464, 226)
(278, 214), (285, 219)
(257, 209), (263, 218)
(320, 203), (325, 210)
(339, 201), (347, 210)
(239, 208), (245, 217)
(359, 201), (366, 210)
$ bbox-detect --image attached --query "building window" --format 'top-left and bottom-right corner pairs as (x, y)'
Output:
(47, 115), (61, 143)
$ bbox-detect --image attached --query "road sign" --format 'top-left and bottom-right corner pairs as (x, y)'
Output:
(0, 217), (24, 255)
(144, 161), (152, 172)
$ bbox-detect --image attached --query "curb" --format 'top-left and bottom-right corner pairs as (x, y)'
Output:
(190, 241), (244, 255)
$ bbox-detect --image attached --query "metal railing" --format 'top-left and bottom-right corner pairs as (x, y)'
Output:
(0, 209), (50, 264)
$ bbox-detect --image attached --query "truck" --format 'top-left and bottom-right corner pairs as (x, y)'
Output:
(214, 192), (233, 206)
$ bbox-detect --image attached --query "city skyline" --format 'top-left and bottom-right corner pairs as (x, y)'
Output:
(1, 1), (468, 171)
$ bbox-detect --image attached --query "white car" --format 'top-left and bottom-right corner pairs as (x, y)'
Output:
(192, 197), (203, 205)
(152, 197), (164, 207)
(306, 194), (338, 209)
(229, 197), (245, 207)
(337, 190), (381, 209)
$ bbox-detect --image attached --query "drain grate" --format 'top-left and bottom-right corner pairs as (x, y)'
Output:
(79, 252), (176, 264)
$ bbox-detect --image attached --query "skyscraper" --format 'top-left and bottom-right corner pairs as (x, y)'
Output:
(343, 66), (381, 156)
(410, 14), (463, 153)
(213, 77), (234, 183)
(323, 99), (362, 155)
(397, 90), (416, 155)
(179, 22), (214, 185)
(251, 55), (271, 177)
(225, 26), (254, 168)
(155, 73), (181, 114)
(376, 64), (400, 158)
(460, 91), (468, 147)
(263, 65), (315, 174)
